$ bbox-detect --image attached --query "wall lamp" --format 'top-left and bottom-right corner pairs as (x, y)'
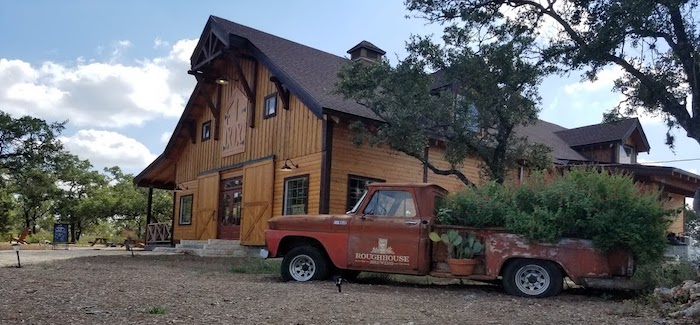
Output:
(215, 73), (238, 85)
(280, 159), (298, 172)
(174, 183), (189, 191)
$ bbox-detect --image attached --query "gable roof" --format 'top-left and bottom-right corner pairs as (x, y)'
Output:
(347, 40), (386, 55)
(554, 118), (650, 151)
(515, 120), (588, 163)
(210, 16), (382, 121)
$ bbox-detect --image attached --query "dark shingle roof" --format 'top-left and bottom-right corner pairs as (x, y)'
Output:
(347, 40), (386, 55)
(554, 118), (643, 147)
(211, 16), (383, 121)
(515, 120), (588, 163)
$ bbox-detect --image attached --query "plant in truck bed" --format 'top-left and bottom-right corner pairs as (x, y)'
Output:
(429, 230), (483, 259)
(437, 169), (674, 263)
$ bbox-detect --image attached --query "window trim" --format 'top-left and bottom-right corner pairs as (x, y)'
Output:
(346, 174), (385, 212)
(201, 120), (212, 142)
(263, 93), (278, 119)
(283, 174), (310, 215)
(178, 194), (193, 225)
(619, 144), (636, 164)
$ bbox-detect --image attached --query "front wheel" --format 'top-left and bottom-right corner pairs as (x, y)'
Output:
(281, 246), (330, 282)
(502, 259), (563, 298)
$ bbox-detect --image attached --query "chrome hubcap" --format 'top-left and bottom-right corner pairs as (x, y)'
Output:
(289, 254), (315, 281)
(515, 264), (550, 295)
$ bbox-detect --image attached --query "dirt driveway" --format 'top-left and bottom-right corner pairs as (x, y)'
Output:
(0, 254), (668, 324)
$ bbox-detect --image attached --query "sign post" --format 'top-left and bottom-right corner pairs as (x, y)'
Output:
(52, 223), (69, 250)
(11, 243), (20, 268)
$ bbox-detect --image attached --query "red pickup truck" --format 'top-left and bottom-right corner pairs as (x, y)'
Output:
(263, 183), (635, 297)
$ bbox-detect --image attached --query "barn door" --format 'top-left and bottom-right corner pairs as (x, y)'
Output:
(240, 160), (274, 245)
(195, 173), (219, 240)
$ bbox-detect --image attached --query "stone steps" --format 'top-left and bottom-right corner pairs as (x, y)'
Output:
(171, 239), (248, 257)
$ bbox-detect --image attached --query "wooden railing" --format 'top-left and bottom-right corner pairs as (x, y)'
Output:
(146, 222), (172, 244)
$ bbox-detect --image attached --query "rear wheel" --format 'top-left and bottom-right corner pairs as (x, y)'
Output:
(502, 259), (563, 298)
(281, 246), (330, 282)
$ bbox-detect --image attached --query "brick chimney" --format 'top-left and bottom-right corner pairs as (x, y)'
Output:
(347, 40), (385, 63)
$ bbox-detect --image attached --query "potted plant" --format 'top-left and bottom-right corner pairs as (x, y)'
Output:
(429, 230), (483, 276)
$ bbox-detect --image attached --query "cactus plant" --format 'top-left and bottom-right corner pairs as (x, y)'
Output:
(429, 230), (483, 259)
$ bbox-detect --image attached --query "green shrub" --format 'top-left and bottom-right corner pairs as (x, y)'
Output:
(631, 261), (699, 292)
(440, 168), (674, 263)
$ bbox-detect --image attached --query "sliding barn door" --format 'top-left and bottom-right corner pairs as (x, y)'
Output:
(240, 160), (274, 245)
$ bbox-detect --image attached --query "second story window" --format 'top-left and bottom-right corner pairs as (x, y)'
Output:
(264, 93), (277, 118)
(619, 145), (635, 164)
(346, 175), (384, 211)
(202, 120), (211, 141)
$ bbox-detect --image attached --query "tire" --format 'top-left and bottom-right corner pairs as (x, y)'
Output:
(502, 259), (563, 298)
(281, 246), (330, 282)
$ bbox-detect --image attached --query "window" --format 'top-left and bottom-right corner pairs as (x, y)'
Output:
(179, 195), (193, 225)
(619, 145), (635, 164)
(363, 190), (417, 217)
(201, 120), (211, 141)
(264, 93), (277, 118)
(284, 175), (309, 215)
(346, 175), (384, 211)
(454, 94), (480, 133)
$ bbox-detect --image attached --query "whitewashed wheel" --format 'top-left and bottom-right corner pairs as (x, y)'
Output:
(281, 246), (330, 282)
(503, 259), (563, 298)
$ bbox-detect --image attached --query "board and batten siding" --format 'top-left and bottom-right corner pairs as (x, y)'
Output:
(328, 123), (480, 214)
(174, 59), (323, 184)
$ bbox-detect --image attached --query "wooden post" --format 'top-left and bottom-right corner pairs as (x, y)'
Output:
(146, 186), (153, 234)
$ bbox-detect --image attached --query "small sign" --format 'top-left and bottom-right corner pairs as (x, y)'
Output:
(53, 223), (69, 244)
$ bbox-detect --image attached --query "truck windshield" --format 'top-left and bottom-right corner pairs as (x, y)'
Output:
(347, 190), (367, 214)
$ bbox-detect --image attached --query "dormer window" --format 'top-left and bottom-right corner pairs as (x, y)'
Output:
(619, 145), (635, 164)
(201, 120), (211, 141)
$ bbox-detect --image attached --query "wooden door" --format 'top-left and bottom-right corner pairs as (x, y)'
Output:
(240, 160), (274, 245)
(218, 178), (243, 240)
(195, 173), (219, 240)
(347, 189), (421, 273)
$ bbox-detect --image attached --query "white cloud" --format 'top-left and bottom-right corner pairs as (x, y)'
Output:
(564, 67), (624, 94)
(160, 131), (171, 143)
(153, 38), (170, 49)
(59, 129), (157, 172)
(0, 38), (198, 128)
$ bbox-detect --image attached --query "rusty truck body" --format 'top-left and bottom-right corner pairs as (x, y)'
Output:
(262, 183), (635, 297)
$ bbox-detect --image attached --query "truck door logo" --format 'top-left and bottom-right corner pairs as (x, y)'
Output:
(355, 238), (409, 266)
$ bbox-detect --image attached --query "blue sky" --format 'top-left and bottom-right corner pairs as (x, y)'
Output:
(0, 1), (697, 183)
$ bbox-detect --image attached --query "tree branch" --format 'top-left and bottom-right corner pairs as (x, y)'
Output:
(405, 150), (476, 188)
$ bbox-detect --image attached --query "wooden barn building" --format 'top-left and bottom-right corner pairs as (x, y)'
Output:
(135, 16), (700, 246)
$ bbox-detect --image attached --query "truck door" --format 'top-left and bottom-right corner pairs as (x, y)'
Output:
(347, 189), (421, 273)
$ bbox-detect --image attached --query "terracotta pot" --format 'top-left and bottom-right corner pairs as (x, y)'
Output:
(447, 258), (478, 276)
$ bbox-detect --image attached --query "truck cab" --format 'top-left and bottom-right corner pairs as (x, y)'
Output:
(263, 183), (635, 297)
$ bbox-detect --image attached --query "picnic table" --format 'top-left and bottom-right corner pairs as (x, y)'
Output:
(89, 238), (114, 247)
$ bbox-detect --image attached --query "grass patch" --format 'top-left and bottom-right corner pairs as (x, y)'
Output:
(145, 306), (170, 314)
(230, 257), (281, 274)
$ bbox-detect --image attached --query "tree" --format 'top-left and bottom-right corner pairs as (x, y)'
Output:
(54, 153), (106, 242)
(405, 0), (700, 148)
(337, 22), (550, 185)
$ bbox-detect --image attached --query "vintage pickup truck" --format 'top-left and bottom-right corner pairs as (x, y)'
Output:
(262, 183), (635, 297)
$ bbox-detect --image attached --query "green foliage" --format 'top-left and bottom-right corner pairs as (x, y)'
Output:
(631, 261), (699, 293)
(145, 306), (170, 315)
(439, 169), (673, 263)
(336, 13), (551, 186)
(229, 257), (282, 274)
(405, 0), (700, 147)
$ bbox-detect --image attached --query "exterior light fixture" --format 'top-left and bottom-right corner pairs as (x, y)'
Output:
(280, 159), (298, 171)
(215, 77), (230, 85)
(174, 183), (188, 191)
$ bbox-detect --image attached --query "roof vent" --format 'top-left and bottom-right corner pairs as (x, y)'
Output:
(347, 40), (385, 63)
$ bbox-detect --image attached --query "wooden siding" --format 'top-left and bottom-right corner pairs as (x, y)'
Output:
(665, 192), (686, 235)
(240, 160), (275, 245)
(273, 152), (323, 217)
(577, 145), (615, 163)
(426, 146), (481, 192)
(328, 123), (481, 214)
(174, 59), (323, 184)
(172, 179), (199, 241)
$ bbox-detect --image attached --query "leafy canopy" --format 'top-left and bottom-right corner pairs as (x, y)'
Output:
(406, 0), (700, 148)
(337, 20), (551, 185)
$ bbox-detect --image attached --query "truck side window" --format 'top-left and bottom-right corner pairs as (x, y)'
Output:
(363, 190), (417, 217)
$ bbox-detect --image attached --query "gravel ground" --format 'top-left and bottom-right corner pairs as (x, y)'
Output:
(0, 254), (668, 325)
(0, 246), (170, 267)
